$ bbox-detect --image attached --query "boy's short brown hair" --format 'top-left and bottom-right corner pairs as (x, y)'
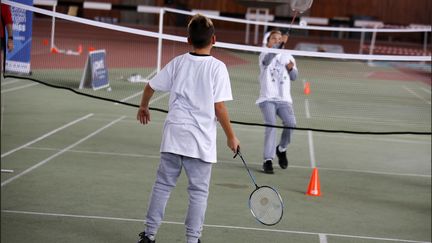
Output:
(267, 30), (282, 42)
(187, 14), (215, 49)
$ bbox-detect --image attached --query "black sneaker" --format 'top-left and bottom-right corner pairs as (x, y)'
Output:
(137, 232), (155, 243)
(263, 160), (274, 174)
(276, 146), (288, 169)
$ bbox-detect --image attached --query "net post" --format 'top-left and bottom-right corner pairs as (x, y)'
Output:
(50, 3), (56, 50)
(157, 8), (164, 73)
(245, 8), (251, 44)
(359, 28), (365, 54)
(368, 25), (379, 65)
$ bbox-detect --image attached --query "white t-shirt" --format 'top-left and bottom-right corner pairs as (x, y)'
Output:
(256, 51), (297, 104)
(149, 53), (233, 163)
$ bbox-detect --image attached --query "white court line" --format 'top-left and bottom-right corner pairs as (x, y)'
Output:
(319, 234), (328, 243)
(307, 131), (316, 168)
(1, 116), (125, 187)
(149, 92), (169, 105)
(315, 165), (431, 178)
(1, 210), (430, 243)
(80, 114), (432, 144)
(307, 131), (431, 145)
(1, 113), (94, 158)
(27, 146), (160, 159)
(1, 79), (22, 86)
(117, 91), (169, 106)
(1, 169), (14, 173)
(420, 87), (431, 94)
(403, 86), (431, 105)
(118, 70), (157, 103)
(305, 98), (316, 168)
(22, 146), (431, 178)
(311, 114), (428, 126)
(304, 99), (311, 118)
(232, 124), (431, 145)
(1, 83), (38, 93)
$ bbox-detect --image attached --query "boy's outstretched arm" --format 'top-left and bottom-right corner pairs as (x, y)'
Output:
(215, 101), (240, 153)
(137, 84), (155, 125)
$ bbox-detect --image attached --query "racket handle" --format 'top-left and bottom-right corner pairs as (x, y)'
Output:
(233, 146), (241, 158)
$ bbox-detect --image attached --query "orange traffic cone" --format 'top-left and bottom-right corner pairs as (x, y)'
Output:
(304, 82), (310, 95)
(42, 39), (49, 46)
(306, 168), (321, 196)
(50, 47), (59, 54)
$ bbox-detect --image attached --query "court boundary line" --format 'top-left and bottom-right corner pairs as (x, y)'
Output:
(20, 146), (432, 178)
(95, 114), (430, 144)
(119, 69), (157, 103)
(4, 75), (430, 135)
(1, 116), (125, 187)
(1, 113), (94, 158)
(1, 210), (430, 243)
(304, 98), (316, 168)
(319, 233), (328, 243)
(1, 79), (22, 86)
(1, 83), (38, 93)
(403, 85), (431, 105)
(420, 87), (431, 94)
(310, 114), (430, 127)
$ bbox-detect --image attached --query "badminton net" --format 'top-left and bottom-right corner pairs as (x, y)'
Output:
(3, 1), (431, 135)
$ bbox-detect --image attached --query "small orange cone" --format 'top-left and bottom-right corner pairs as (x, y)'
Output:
(88, 46), (96, 52)
(306, 168), (321, 196)
(304, 82), (310, 95)
(42, 39), (49, 46)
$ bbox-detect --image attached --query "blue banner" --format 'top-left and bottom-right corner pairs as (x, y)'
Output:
(79, 50), (109, 90)
(90, 50), (109, 89)
(5, 0), (33, 74)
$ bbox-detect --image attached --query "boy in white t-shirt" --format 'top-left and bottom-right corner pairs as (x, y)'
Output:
(136, 14), (240, 243)
(256, 30), (298, 174)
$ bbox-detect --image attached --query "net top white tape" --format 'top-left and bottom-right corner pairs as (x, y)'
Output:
(4, 0), (431, 62)
(28, 0), (432, 33)
(163, 7), (431, 33)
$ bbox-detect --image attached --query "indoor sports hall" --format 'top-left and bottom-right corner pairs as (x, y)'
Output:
(1, 0), (431, 242)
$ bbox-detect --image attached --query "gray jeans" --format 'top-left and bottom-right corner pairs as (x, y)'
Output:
(259, 101), (296, 160)
(145, 152), (212, 243)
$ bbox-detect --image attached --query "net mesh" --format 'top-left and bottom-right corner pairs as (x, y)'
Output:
(3, 2), (431, 135)
(249, 186), (283, 225)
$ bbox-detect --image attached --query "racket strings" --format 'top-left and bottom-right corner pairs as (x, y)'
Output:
(249, 186), (283, 225)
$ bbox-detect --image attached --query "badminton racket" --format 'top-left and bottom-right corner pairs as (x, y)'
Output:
(234, 148), (284, 226)
(285, 0), (314, 35)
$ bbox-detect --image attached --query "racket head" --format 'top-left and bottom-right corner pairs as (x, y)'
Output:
(248, 185), (284, 226)
(290, 0), (313, 13)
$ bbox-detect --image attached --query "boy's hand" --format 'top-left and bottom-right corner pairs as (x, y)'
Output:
(281, 34), (288, 44)
(227, 136), (240, 153)
(137, 106), (151, 124)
